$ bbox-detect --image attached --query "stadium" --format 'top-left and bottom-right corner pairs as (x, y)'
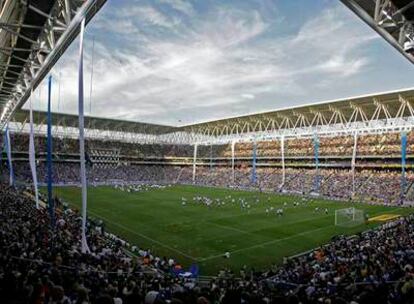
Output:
(1, 0), (414, 303)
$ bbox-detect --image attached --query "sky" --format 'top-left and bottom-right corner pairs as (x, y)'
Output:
(23, 0), (414, 126)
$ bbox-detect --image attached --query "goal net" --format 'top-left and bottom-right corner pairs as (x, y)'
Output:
(335, 207), (364, 227)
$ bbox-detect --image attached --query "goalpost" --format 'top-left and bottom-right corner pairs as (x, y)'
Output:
(335, 207), (365, 227)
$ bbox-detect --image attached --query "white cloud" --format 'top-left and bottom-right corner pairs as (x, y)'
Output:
(158, 0), (195, 16)
(241, 94), (255, 99)
(121, 5), (180, 28)
(25, 1), (414, 126)
(201, 9), (268, 48)
(318, 55), (370, 77)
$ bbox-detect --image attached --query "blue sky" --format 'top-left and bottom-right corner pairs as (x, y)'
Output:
(26, 0), (414, 126)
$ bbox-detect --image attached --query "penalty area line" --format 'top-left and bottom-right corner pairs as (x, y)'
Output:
(199, 207), (404, 262)
(203, 213), (333, 243)
(198, 225), (330, 262)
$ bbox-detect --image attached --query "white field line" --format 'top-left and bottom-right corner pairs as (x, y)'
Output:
(87, 208), (339, 261)
(89, 206), (329, 259)
(87, 209), (199, 261)
(91, 202), (331, 245)
(199, 212), (333, 244)
(198, 225), (330, 262)
(198, 207), (404, 262)
(204, 221), (259, 237)
(86, 199), (404, 264)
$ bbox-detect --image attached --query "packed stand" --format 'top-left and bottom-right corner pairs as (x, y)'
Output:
(3, 185), (414, 303)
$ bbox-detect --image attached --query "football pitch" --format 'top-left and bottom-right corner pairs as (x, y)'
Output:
(51, 185), (413, 275)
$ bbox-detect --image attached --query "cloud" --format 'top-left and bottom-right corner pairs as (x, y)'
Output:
(120, 5), (180, 28)
(241, 94), (255, 100)
(283, 6), (378, 78)
(318, 55), (370, 77)
(158, 0), (195, 16)
(24, 0), (414, 126)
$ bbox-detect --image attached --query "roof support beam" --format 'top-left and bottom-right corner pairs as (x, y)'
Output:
(2, 69), (22, 77)
(0, 25), (38, 44)
(0, 0), (108, 129)
(397, 95), (414, 118)
(340, 0), (414, 64)
(0, 63), (24, 69)
(21, 0), (54, 20)
(0, 46), (34, 52)
(393, 1), (414, 16)
(0, 22), (44, 30)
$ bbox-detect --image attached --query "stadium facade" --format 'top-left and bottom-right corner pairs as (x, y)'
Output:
(1, 87), (414, 206)
(1, 0), (414, 205)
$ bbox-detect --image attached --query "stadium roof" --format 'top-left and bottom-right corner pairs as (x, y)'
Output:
(0, 0), (106, 129)
(183, 87), (414, 136)
(10, 87), (414, 144)
(2, 0), (414, 140)
(12, 109), (177, 135)
(341, 0), (414, 64)
(2, 0), (414, 129)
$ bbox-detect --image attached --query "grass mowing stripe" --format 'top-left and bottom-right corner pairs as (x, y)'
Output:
(90, 200), (403, 261)
(50, 185), (413, 274)
(203, 221), (260, 237)
(198, 225), (331, 262)
(197, 212), (333, 245)
(89, 199), (334, 259)
(91, 210), (331, 262)
(86, 208), (199, 261)
(199, 207), (403, 262)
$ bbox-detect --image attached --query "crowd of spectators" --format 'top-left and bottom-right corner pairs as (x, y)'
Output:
(3, 184), (414, 303)
(267, 215), (414, 303)
(192, 167), (410, 205)
(5, 131), (414, 160)
(2, 129), (414, 207)
(2, 185), (273, 304)
(6, 162), (188, 185)
(3, 161), (412, 205)
(7, 134), (202, 159)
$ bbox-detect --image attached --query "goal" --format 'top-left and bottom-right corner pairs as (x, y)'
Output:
(335, 207), (365, 227)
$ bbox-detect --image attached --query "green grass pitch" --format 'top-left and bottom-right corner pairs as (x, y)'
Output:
(50, 185), (413, 275)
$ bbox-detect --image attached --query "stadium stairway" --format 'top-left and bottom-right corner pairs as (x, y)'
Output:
(404, 179), (414, 201)
(283, 170), (303, 191)
(175, 167), (186, 183)
(318, 170), (334, 190)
